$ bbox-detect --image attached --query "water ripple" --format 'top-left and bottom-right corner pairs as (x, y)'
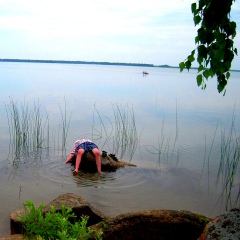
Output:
(1, 156), (169, 189)
(15, 156), (165, 188)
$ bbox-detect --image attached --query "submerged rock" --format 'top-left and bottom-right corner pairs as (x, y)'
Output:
(198, 208), (240, 240)
(69, 152), (136, 172)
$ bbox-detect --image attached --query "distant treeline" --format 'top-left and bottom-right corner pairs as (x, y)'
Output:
(0, 58), (174, 68)
(1, 59), (239, 71)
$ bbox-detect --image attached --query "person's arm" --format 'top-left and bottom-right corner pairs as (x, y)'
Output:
(65, 141), (79, 163)
(65, 153), (75, 163)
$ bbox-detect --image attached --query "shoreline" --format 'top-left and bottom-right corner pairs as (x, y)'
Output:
(1, 58), (239, 72)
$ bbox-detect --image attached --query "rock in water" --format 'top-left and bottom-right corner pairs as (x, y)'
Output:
(70, 152), (136, 172)
(199, 208), (240, 240)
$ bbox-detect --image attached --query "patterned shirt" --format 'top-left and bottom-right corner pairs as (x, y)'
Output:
(70, 139), (93, 154)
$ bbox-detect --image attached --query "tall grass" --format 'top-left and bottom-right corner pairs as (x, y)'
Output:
(112, 104), (138, 160)
(202, 110), (240, 211)
(199, 122), (219, 193)
(5, 98), (71, 166)
(89, 103), (138, 160)
(143, 104), (180, 167)
(214, 114), (240, 210)
(6, 100), (138, 164)
(59, 98), (72, 157)
(91, 103), (113, 150)
(6, 99), (48, 165)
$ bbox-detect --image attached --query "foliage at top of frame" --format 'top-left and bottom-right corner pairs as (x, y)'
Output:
(179, 0), (238, 95)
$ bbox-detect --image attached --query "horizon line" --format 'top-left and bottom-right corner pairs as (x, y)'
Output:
(0, 58), (177, 68)
(0, 58), (239, 72)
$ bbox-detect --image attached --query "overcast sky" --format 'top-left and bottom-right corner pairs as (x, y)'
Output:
(0, 0), (239, 68)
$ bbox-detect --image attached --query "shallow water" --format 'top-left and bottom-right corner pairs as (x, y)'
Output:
(0, 62), (239, 237)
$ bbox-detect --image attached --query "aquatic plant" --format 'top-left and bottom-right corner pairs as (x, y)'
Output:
(112, 103), (138, 160)
(143, 102), (180, 166)
(59, 97), (72, 156)
(6, 98), (138, 166)
(201, 110), (240, 211)
(89, 103), (138, 161)
(5, 98), (71, 166)
(91, 103), (113, 151)
(215, 114), (240, 210)
(5, 99), (46, 165)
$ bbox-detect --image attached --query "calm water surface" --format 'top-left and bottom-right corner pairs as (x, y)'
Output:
(0, 62), (240, 237)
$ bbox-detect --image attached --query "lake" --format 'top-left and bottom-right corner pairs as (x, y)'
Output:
(0, 62), (239, 237)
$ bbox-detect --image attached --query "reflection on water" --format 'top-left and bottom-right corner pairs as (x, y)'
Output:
(0, 63), (240, 237)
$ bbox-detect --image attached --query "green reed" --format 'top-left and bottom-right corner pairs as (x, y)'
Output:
(59, 97), (72, 157)
(5, 98), (71, 165)
(202, 110), (240, 211)
(214, 114), (240, 210)
(91, 103), (113, 150)
(199, 122), (219, 194)
(112, 104), (138, 160)
(89, 103), (138, 160)
(143, 103), (179, 167)
(6, 97), (138, 164)
(5, 99), (46, 165)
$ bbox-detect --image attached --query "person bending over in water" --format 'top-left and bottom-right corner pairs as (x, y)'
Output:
(65, 139), (103, 174)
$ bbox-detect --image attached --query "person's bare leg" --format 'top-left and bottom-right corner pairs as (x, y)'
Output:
(74, 148), (84, 173)
(92, 148), (103, 174)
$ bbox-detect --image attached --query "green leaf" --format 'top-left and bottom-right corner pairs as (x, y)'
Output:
(224, 61), (231, 71)
(195, 36), (199, 44)
(194, 15), (202, 26)
(230, 21), (237, 33)
(203, 69), (210, 79)
(198, 45), (208, 59)
(197, 74), (203, 86)
(206, 32), (214, 45)
(234, 48), (238, 55)
(197, 28), (207, 44)
(191, 3), (197, 14)
(217, 82), (225, 93)
(198, 65), (204, 72)
(179, 62), (185, 72)
(225, 39), (233, 50)
(18, 200), (103, 239)
(198, 0), (204, 10)
(188, 54), (195, 62)
(217, 75), (227, 93)
(216, 32), (225, 44)
(197, 55), (203, 64)
(226, 72), (230, 80)
(209, 68), (215, 78)
(185, 60), (192, 70)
